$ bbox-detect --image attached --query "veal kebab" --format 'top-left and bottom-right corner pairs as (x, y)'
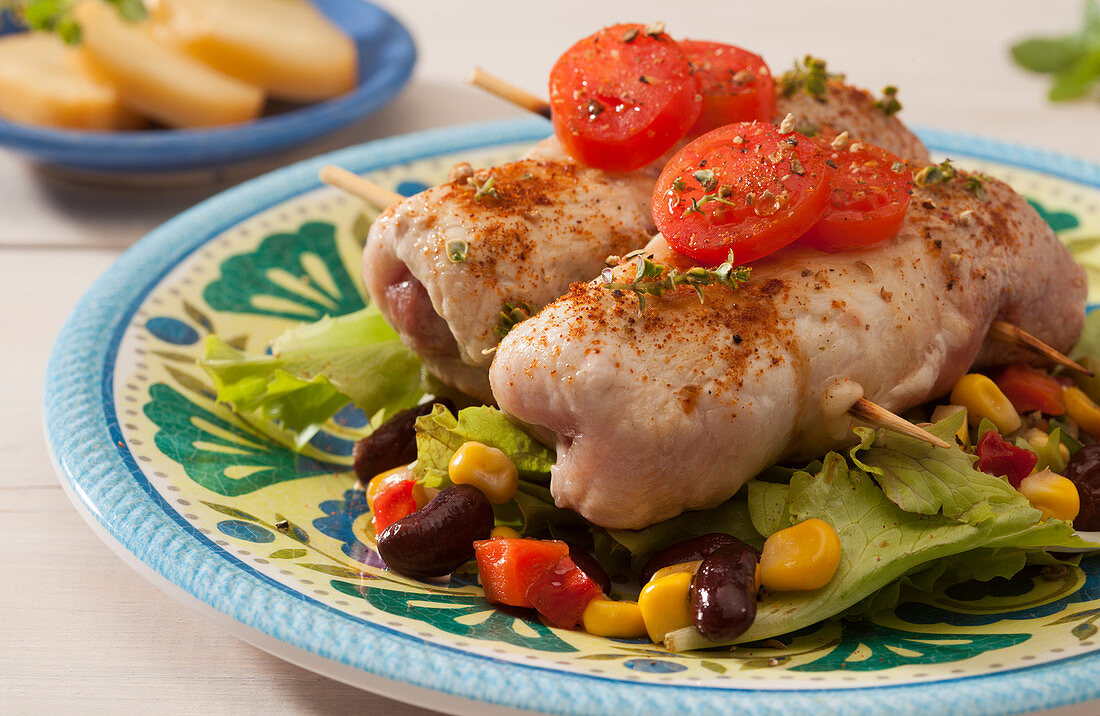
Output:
(353, 29), (929, 403)
(326, 24), (1088, 531)
(298, 22), (1100, 648)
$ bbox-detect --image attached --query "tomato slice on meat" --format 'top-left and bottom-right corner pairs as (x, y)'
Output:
(549, 23), (701, 173)
(652, 121), (831, 265)
(680, 40), (776, 134)
(799, 140), (913, 252)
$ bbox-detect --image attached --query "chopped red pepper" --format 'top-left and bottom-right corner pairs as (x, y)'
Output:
(371, 478), (419, 534)
(473, 539), (570, 608)
(995, 364), (1066, 415)
(525, 556), (604, 629)
(975, 430), (1037, 488)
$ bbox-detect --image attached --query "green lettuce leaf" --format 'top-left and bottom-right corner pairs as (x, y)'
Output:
(199, 305), (421, 448)
(600, 497), (762, 577)
(849, 411), (1018, 523)
(669, 448), (1094, 649)
(411, 404), (584, 535)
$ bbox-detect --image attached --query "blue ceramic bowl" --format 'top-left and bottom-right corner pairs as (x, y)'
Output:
(0, 0), (415, 172)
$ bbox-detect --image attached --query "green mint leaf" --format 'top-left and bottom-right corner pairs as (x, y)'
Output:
(1084, 0), (1100, 49)
(1048, 50), (1100, 100)
(1011, 36), (1084, 73)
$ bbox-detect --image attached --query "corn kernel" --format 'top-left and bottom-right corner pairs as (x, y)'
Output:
(1018, 469), (1080, 522)
(1065, 387), (1100, 438)
(448, 441), (519, 504)
(649, 560), (703, 583)
(490, 525), (522, 540)
(931, 404), (969, 448)
(638, 571), (693, 643)
(950, 374), (1022, 434)
(582, 599), (647, 639)
(365, 465), (413, 509)
(759, 518), (842, 592)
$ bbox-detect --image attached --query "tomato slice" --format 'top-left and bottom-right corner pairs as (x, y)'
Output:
(653, 121), (831, 265)
(996, 364), (1067, 415)
(525, 556), (604, 629)
(473, 538), (570, 608)
(371, 478), (419, 534)
(680, 40), (776, 134)
(975, 430), (1037, 489)
(799, 140), (913, 252)
(549, 23), (701, 173)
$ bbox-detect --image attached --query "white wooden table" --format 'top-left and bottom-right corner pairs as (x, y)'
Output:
(6, 1), (1100, 712)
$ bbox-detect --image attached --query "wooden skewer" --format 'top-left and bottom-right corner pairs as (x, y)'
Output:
(988, 320), (1093, 376)
(466, 67), (552, 119)
(849, 398), (951, 449)
(319, 165), (403, 209)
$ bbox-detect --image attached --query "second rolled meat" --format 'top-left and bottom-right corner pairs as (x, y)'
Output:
(489, 174), (1086, 529)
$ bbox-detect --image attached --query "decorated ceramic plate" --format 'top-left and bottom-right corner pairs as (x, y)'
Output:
(44, 117), (1100, 715)
(0, 0), (415, 172)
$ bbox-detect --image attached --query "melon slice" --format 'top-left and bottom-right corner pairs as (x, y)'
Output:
(0, 32), (143, 130)
(152, 0), (358, 102)
(73, 0), (264, 128)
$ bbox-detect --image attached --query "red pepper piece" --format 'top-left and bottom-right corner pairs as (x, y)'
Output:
(371, 479), (419, 534)
(473, 539), (570, 608)
(995, 364), (1066, 415)
(525, 556), (604, 629)
(975, 430), (1038, 488)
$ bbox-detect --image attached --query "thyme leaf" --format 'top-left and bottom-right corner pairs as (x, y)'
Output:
(874, 85), (902, 115)
(495, 301), (533, 338)
(913, 159), (959, 187)
(913, 160), (989, 201)
(778, 55), (843, 100)
(446, 239), (468, 263)
(964, 173), (990, 200)
(600, 250), (752, 314)
(467, 174), (500, 202)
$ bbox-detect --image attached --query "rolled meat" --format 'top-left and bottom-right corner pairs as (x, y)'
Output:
(489, 173), (1087, 529)
(364, 79), (929, 402)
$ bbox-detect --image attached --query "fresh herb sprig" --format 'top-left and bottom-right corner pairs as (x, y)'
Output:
(779, 55), (844, 100)
(1011, 0), (1100, 101)
(913, 159), (989, 200)
(0, 0), (145, 44)
(874, 86), (902, 115)
(467, 174), (500, 202)
(601, 249), (752, 313)
(495, 301), (533, 338)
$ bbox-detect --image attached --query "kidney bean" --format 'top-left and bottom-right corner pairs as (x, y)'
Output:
(641, 533), (753, 585)
(353, 399), (455, 484)
(1064, 444), (1100, 530)
(690, 541), (758, 641)
(377, 484), (493, 578)
(566, 542), (611, 594)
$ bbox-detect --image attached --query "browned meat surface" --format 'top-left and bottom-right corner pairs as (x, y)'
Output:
(489, 174), (1086, 529)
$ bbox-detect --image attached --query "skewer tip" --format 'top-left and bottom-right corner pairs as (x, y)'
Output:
(849, 397), (951, 449)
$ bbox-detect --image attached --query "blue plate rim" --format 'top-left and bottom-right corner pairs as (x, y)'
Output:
(0, 0), (416, 172)
(43, 117), (1100, 716)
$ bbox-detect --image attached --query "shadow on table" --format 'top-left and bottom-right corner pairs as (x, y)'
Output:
(7, 79), (539, 251)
